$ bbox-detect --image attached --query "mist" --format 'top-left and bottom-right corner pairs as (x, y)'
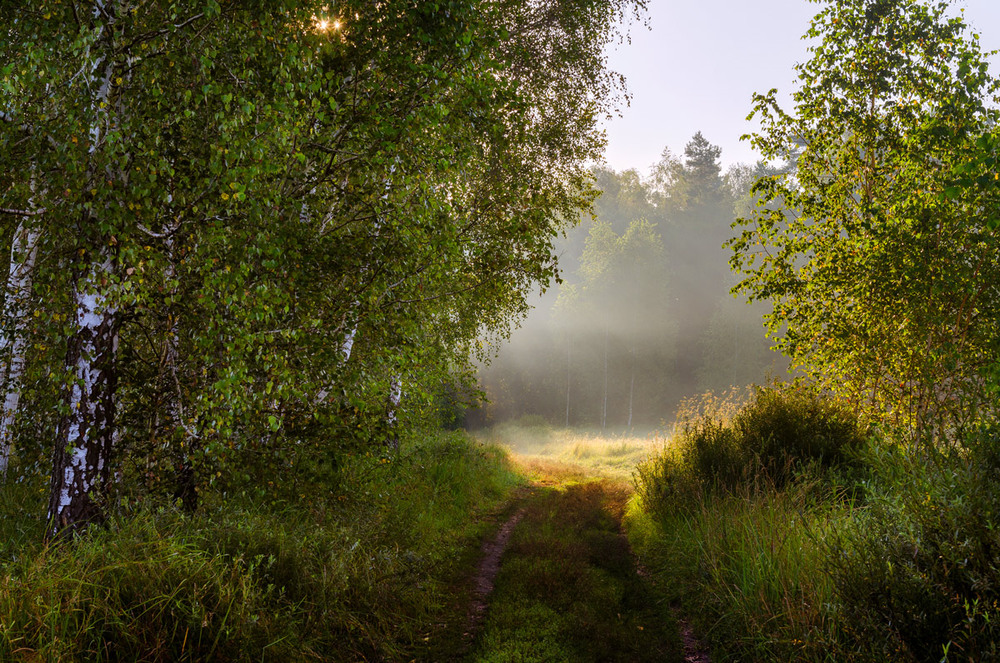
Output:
(468, 132), (790, 431)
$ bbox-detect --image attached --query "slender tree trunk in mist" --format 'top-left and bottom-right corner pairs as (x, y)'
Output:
(627, 344), (635, 430)
(602, 321), (608, 431)
(732, 317), (739, 387)
(0, 221), (39, 476)
(565, 342), (571, 428)
(627, 264), (639, 431)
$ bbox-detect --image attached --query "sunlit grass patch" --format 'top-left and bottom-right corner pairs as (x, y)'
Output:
(475, 421), (663, 480)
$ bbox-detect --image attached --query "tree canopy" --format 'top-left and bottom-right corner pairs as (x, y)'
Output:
(0, 0), (645, 533)
(730, 0), (1000, 439)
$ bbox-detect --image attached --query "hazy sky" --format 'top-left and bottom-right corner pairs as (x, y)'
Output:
(601, 0), (1000, 173)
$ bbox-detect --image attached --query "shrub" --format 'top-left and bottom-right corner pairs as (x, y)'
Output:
(636, 383), (866, 512)
(733, 384), (866, 489)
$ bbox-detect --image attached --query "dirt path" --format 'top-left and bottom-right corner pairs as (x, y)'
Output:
(464, 508), (525, 641)
(463, 479), (687, 663)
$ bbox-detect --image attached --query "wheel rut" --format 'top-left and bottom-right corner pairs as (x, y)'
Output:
(462, 479), (688, 662)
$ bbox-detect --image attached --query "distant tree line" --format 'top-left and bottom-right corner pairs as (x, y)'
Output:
(472, 133), (789, 429)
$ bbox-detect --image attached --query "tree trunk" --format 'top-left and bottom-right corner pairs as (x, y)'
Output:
(160, 239), (199, 511)
(386, 375), (401, 452)
(602, 322), (608, 431)
(48, 2), (121, 536)
(627, 344), (635, 430)
(48, 257), (119, 535)
(565, 341), (571, 428)
(0, 221), (38, 476)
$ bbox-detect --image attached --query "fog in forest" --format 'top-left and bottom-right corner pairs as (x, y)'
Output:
(468, 132), (791, 431)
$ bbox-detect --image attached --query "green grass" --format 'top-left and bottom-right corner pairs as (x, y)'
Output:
(470, 480), (683, 663)
(0, 431), (523, 662)
(626, 384), (1000, 662)
(625, 483), (845, 660)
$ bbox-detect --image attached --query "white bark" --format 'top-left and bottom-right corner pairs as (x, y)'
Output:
(387, 374), (401, 451)
(0, 222), (39, 475)
(65, 260), (116, 462)
(49, 3), (121, 532)
(341, 325), (356, 361)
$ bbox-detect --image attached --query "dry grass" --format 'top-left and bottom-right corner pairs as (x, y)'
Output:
(474, 422), (664, 481)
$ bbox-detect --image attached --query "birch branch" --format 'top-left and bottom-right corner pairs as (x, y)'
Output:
(0, 206), (46, 217)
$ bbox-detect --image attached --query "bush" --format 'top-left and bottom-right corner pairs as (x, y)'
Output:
(636, 384), (866, 511)
(733, 385), (866, 489)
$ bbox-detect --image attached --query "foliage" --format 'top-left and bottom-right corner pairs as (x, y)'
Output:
(730, 0), (1000, 439)
(635, 384), (866, 505)
(0, 0), (644, 530)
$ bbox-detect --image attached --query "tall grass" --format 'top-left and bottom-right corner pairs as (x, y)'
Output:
(628, 384), (864, 660)
(0, 431), (522, 662)
(628, 384), (1000, 662)
(625, 481), (846, 660)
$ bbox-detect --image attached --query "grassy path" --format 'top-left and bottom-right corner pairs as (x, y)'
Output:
(465, 478), (683, 663)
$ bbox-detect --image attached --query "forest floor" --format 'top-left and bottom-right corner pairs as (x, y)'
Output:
(426, 447), (698, 663)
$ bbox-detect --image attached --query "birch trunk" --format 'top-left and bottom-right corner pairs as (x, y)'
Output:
(0, 222), (39, 476)
(48, 257), (119, 534)
(160, 239), (198, 511)
(386, 375), (401, 452)
(48, 2), (121, 535)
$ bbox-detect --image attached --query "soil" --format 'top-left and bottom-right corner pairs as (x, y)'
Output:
(464, 507), (525, 640)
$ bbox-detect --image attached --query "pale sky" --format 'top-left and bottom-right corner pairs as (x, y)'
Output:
(601, 0), (1000, 173)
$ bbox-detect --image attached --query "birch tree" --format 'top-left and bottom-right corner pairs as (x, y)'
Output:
(730, 0), (1000, 439)
(2, 0), (645, 533)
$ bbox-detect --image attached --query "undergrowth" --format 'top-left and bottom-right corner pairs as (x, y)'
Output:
(0, 431), (521, 662)
(627, 383), (1000, 662)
